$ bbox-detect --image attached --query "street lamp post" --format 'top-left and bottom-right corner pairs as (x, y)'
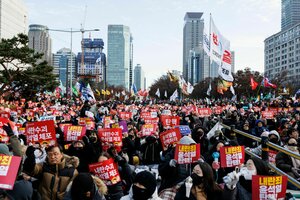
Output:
(47, 28), (100, 99)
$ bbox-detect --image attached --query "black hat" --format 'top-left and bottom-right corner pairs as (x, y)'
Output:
(249, 156), (270, 176)
(71, 173), (95, 200)
(134, 171), (157, 196)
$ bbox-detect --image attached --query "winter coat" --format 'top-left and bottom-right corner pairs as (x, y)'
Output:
(275, 151), (295, 177)
(140, 136), (161, 165)
(175, 183), (224, 200)
(120, 186), (162, 200)
(158, 148), (191, 192)
(63, 176), (107, 200)
(222, 183), (251, 200)
(105, 182), (124, 200)
(25, 154), (79, 200)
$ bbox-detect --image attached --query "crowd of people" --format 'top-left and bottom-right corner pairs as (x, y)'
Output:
(0, 95), (300, 200)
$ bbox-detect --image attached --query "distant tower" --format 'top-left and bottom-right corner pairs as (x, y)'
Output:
(28, 24), (52, 65)
(281, 0), (300, 30)
(107, 25), (131, 90)
(134, 64), (145, 90)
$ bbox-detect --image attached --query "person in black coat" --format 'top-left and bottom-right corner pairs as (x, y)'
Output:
(175, 161), (224, 200)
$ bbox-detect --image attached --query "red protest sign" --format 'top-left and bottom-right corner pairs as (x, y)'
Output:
(0, 117), (9, 127)
(63, 114), (71, 121)
(220, 146), (245, 168)
(0, 112), (10, 119)
(268, 150), (277, 164)
(160, 116), (180, 128)
(89, 158), (121, 185)
(25, 120), (56, 145)
(160, 128), (181, 150)
(197, 108), (212, 117)
(252, 175), (287, 200)
(140, 112), (157, 119)
(144, 117), (159, 124)
(141, 124), (157, 137)
(63, 126), (86, 142)
(268, 107), (278, 115)
(104, 116), (111, 128)
(119, 112), (132, 121)
(262, 111), (274, 119)
(213, 106), (223, 115)
(0, 155), (22, 190)
(78, 118), (88, 126)
(59, 123), (72, 132)
(98, 128), (123, 150)
(174, 144), (200, 164)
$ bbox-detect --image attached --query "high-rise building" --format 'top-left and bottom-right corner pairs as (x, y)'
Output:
(134, 64), (145, 90)
(77, 38), (106, 83)
(281, 0), (300, 30)
(129, 35), (134, 89)
(183, 12), (208, 85)
(0, 0), (28, 39)
(264, 0), (300, 86)
(28, 24), (52, 65)
(53, 48), (77, 87)
(107, 25), (131, 90)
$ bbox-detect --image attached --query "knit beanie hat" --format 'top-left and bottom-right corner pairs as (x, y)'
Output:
(134, 171), (157, 196)
(71, 173), (95, 200)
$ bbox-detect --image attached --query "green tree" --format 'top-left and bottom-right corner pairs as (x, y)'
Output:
(148, 75), (178, 99)
(0, 33), (58, 98)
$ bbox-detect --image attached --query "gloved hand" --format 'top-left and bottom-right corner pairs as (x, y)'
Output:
(224, 171), (239, 190)
(23, 146), (36, 174)
(169, 159), (177, 167)
(26, 146), (36, 159)
(292, 167), (300, 178)
(3, 124), (14, 137)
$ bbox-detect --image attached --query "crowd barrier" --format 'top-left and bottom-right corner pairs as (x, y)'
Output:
(221, 123), (300, 190)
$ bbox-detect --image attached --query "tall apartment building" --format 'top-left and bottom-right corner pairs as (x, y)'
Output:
(264, 0), (300, 85)
(183, 12), (210, 85)
(28, 24), (52, 65)
(281, 0), (300, 30)
(53, 48), (77, 87)
(0, 0), (28, 39)
(107, 25), (132, 90)
(77, 38), (106, 83)
(134, 64), (145, 90)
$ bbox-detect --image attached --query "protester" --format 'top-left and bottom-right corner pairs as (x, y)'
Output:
(121, 170), (162, 200)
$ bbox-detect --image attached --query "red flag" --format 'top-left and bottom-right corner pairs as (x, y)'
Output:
(263, 77), (277, 89)
(250, 76), (258, 90)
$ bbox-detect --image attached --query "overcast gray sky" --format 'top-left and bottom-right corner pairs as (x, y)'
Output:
(25, 0), (281, 87)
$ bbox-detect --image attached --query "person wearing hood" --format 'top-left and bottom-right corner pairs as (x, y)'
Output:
(175, 161), (224, 200)
(140, 133), (162, 165)
(222, 156), (271, 200)
(82, 130), (103, 163)
(66, 140), (90, 172)
(192, 125), (209, 155)
(63, 173), (107, 200)
(121, 171), (162, 200)
(249, 130), (282, 156)
(251, 119), (268, 137)
(23, 145), (79, 200)
(158, 136), (196, 194)
(276, 137), (300, 190)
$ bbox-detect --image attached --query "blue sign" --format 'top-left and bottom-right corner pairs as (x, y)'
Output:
(175, 125), (191, 136)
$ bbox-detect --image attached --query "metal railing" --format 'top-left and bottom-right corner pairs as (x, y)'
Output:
(221, 123), (300, 189)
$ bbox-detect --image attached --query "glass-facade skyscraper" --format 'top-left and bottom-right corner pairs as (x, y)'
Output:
(134, 64), (145, 90)
(107, 25), (132, 90)
(183, 12), (209, 85)
(281, 0), (300, 30)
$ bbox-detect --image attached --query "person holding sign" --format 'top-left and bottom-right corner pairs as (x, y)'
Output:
(222, 156), (270, 200)
(23, 145), (79, 200)
(174, 161), (224, 200)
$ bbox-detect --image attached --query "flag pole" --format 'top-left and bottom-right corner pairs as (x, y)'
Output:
(209, 13), (212, 85)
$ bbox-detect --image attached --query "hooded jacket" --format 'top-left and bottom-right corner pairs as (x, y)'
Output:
(25, 154), (79, 200)
(120, 186), (162, 200)
(63, 176), (107, 200)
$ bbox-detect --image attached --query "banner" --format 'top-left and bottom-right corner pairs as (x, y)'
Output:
(89, 158), (121, 186)
(144, 117), (159, 124)
(0, 155), (22, 190)
(220, 146), (245, 168)
(118, 112), (132, 121)
(174, 144), (200, 164)
(252, 175), (287, 200)
(140, 112), (157, 119)
(160, 128), (181, 150)
(141, 124), (157, 137)
(98, 128), (123, 150)
(160, 116), (180, 128)
(261, 111), (274, 119)
(0, 112), (10, 119)
(25, 120), (56, 145)
(268, 150), (277, 164)
(174, 125), (191, 136)
(63, 126), (86, 142)
(197, 108), (212, 118)
(39, 115), (56, 122)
